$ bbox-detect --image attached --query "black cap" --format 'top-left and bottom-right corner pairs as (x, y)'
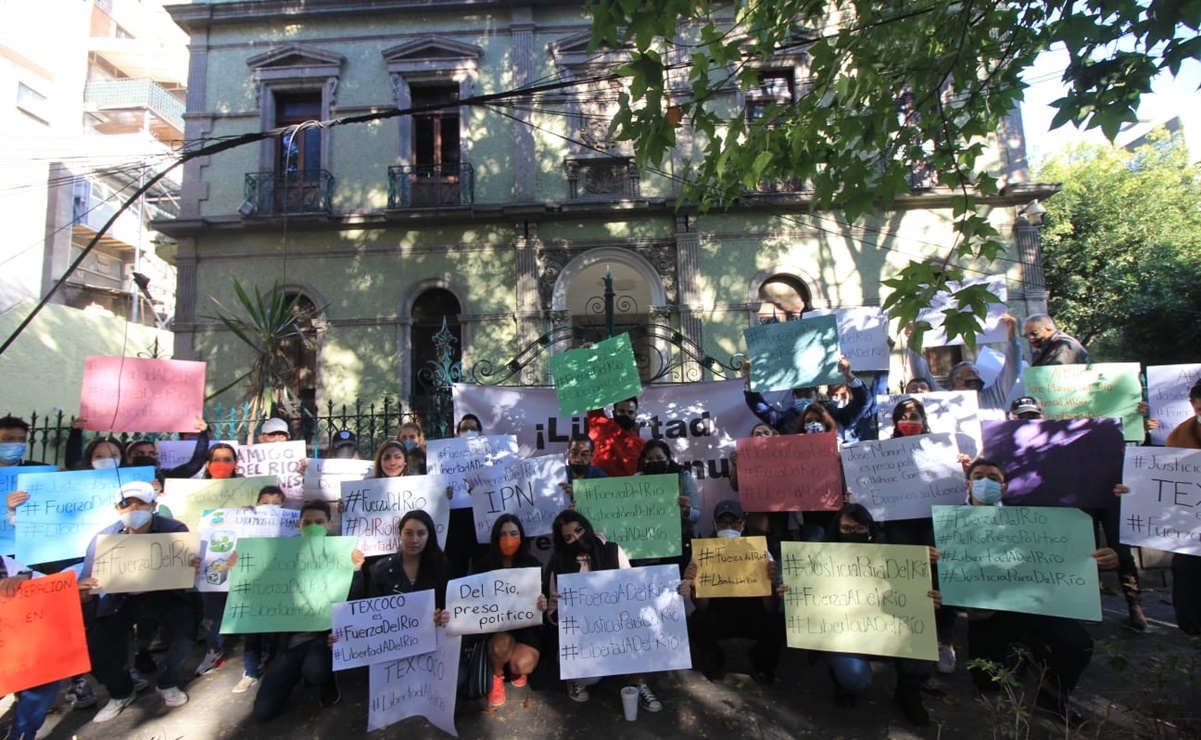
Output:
(332, 430), (357, 448)
(713, 499), (744, 520)
(1009, 396), (1043, 415)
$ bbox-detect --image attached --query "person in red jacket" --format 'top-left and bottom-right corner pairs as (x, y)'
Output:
(586, 397), (645, 477)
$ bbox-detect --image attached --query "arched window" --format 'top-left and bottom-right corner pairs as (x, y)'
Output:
(277, 292), (319, 431)
(757, 274), (811, 322)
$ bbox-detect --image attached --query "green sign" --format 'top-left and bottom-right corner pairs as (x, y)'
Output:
(743, 314), (843, 393)
(163, 476), (276, 530)
(573, 474), (681, 560)
(549, 333), (643, 417)
(932, 505), (1101, 621)
(220, 535), (358, 633)
(1021, 363), (1144, 443)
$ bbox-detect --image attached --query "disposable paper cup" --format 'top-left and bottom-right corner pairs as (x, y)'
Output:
(620, 686), (639, 721)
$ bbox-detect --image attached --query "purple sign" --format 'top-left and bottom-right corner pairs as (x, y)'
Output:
(980, 419), (1124, 507)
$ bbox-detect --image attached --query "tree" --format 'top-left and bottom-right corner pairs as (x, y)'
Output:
(587, 0), (1201, 344)
(1036, 130), (1201, 364)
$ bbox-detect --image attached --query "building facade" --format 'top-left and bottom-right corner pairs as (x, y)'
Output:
(161, 0), (1055, 422)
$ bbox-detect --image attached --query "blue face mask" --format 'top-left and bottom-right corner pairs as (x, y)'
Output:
(971, 478), (1004, 505)
(794, 398), (814, 413)
(400, 440), (420, 454)
(803, 421), (826, 435)
(0, 442), (26, 464)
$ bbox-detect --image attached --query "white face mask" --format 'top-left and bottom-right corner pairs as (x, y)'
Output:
(716, 528), (741, 538)
(458, 429), (480, 438)
(256, 504), (282, 512)
(120, 508), (153, 530)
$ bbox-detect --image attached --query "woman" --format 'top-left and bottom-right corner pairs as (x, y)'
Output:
(370, 440), (408, 478)
(203, 444), (239, 479)
(194, 442), (241, 676)
(456, 415), (482, 438)
(73, 436), (126, 471)
(473, 514), (546, 707)
(396, 421), (425, 453)
(365, 510), (450, 613)
(545, 510), (662, 712)
(635, 440), (699, 570)
(890, 398), (932, 438)
(791, 404), (848, 540)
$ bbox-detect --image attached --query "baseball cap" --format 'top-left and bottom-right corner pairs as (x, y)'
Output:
(1009, 396), (1043, 415)
(115, 480), (158, 506)
(332, 430), (357, 449)
(262, 417), (289, 435)
(713, 499), (743, 520)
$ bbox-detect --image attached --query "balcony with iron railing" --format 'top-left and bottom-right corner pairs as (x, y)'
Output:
(84, 78), (184, 133)
(244, 170), (334, 216)
(387, 164), (475, 209)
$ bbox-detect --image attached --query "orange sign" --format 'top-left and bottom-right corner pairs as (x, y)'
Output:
(0, 571), (90, 694)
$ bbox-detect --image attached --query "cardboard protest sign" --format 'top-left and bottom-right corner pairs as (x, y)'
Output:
(573, 474), (682, 560)
(91, 532), (200, 593)
(368, 630), (461, 735)
(14, 467), (156, 565)
(1022, 363), (1144, 443)
(80, 357), (206, 433)
(692, 536), (772, 598)
(237, 441), (306, 501)
(877, 391), (984, 458)
(0, 571), (91, 695)
(0, 465), (55, 556)
(156, 438), (237, 473)
(302, 458), (374, 502)
(163, 476), (275, 530)
(805, 307), (891, 372)
(734, 433), (842, 511)
(340, 474), (451, 556)
(549, 333), (643, 417)
(1145, 364), (1201, 446)
(557, 564), (690, 680)
(220, 535), (358, 633)
(470, 455), (569, 543)
(980, 419), (1124, 507)
(445, 567), (543, 636)
(916, 275), (1009, 347)
(840, 434), (965, 521)
(331, 590), (437, 671)
(743, 314), (843, 393)
(196, 507), (301, 591)
(932, 505), (1101, 621)
(780, 541), (938, 660)
(1120, 447), (1201, 556)
(425, 434), (520, 508)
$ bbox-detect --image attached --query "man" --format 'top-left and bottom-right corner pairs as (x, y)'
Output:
(586, 397), (645, 477)
(79, 481), (197, 723)
(1008, 396), (1043, 420)
(905, 314), (1020, 412)
(743, 356), (868, 436)
(259, 417), (291, 443)
(1162, 379), (1201, 635)
(329, 430), (358, 459)
(1023, 314), (1089, 366)
(558, 434), (607, 504)
(0, 415), (46, 468)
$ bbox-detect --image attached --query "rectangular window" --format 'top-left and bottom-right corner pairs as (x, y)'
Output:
(275, 92), (323, 175)
(16, 82), (49, 123)
(409, 85), (461, 206)
(746, 71), (794, 123)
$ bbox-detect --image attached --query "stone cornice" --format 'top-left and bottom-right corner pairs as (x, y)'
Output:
(167, 0), (580, 32)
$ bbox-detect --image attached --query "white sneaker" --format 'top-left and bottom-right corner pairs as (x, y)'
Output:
(566, 680), (590, 703)
(232, 674), (260, 694)
(937, 644), (956, 674)
(195, 648), (226, 676)
(636, 682), (663, 712)
(158, 686), (189, 708)
(92, 695), (135, 723)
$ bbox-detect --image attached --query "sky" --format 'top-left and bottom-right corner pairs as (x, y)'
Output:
(1019, 46), (1201, 167)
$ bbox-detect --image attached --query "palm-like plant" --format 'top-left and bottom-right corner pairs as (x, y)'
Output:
(206, 280), (323, 424)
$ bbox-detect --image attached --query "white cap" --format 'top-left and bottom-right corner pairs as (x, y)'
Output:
(262, 417), (289, 435)
(115, 480), (158, 506)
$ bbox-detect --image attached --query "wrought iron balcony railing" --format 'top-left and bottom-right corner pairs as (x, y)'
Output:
(387, 163), (475, 209)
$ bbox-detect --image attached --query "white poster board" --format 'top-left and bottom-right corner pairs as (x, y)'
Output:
(469, 456), (570, 543)
(877, 391), (983, 458)
(367, 630), (460, 735)
(917, 274), (1008, 347)
(340, 475), (451, 555)
(806, 306), (891, 372)
(302, 458), (374, 502)
(236, 441), (306, 501)
(426, 435), (520, 509)
(445, 567), (543, 636)
(841, 433), (965, 521)
(331, 590), (437, 671)
(1120, 447), (1201, 555)
(1146, 364), (1201, 446)
(196, 507), (301, 591)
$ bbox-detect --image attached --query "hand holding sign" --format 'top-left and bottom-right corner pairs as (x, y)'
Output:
(743, 314), (843, 393)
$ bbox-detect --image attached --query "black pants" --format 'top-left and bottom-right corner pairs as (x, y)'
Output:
(1085, 504), (1141, 606)
(883, 519), (958, 642)
(966, 612), (1092, 697)
(1172, 552), (1201, 636)
(87, 592), (195, 699)
(689, 598), (785, 678)
(252, 635), (332, 721)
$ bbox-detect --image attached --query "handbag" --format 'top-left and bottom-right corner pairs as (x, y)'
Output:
(458, 635), (491, 700)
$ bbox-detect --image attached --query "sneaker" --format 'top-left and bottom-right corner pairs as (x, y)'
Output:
(232, 674), (261, 694)
(92, 695), (135, 723)
(129, 668), (150, 693)
(937, 644), (956, 674)
(488, 674), (506, 707)
(510, 674), (528, 688)
(566, 680), (590, 703)
(635, 682), (662, 713)
(158, 686), (189, 708)
(195, 649), (226, 676)
(67, 677), (97, 710)
(320, 676), (341, 707)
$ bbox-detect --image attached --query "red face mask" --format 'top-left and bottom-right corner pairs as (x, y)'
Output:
(499, 535), (521, 557)
(208, 461), (236, 479)
(896, 421), (925, 437)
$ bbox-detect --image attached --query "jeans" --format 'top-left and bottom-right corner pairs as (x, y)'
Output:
(826, 654), (931, 692)
(252, 635), (332, 721)
(87, 592), (195, 698)
(201, 591), (228, 652)
(9, 680), (60, 740)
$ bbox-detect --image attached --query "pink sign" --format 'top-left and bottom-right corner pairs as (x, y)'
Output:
(735, 433), (843, 512)
(80, 357), (206, 433)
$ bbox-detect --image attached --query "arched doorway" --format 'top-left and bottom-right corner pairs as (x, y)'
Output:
(409, 288), (462, 438)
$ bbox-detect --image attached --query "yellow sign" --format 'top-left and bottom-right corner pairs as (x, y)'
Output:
(692, 536), (772, 598)
(92, 532), (200, 593)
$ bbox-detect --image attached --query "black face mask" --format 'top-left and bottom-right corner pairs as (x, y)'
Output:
(613, 415), (636, 431)
(567, 533), (593, 555)
(843, 532), (873, 544)
(568, 462), (589, 476)
(962, 378), (985, 392)
(643, 460), (669, 475)
(129, 455), (159, 470)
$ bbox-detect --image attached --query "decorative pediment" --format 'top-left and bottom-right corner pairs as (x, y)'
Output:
(382, 37), (482, 65)
(247, 44), (345, 73)
(549, 31), (632, 69)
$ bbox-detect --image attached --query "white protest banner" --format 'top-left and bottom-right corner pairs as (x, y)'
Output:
(340, 474), (451, 555)
(196, 507), (301, 591)
(877, 391), (983, 458)
(331, 590), (437, 671)
(806, 306), (891, 372)
(302, 458), (374, 502)
(916, 274), (1009, 347)
(453, 379), (760, 553)
(470, 456), (569, 543)
(163, 476), (276, 530)
(1121, 447), (1201, 555)
(557, 564), (690, 680)
(92, 532), (201, 593)
(425, 434), (520, 508)
(841, 433), (965, 521)
(368, 631), (460, 735)
(156, 438), (236, 473)
(1146, 364), (1201, 446)
(236, 441), (305, 501)
(974, 345), (1007, 389)
(445, 567), (543, 636)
